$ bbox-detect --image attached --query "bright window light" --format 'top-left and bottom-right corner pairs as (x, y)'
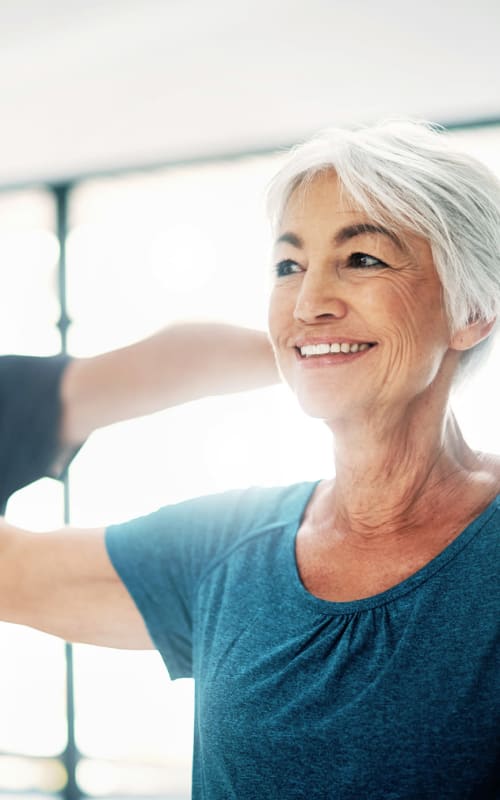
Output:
(0, 191), (60, 355)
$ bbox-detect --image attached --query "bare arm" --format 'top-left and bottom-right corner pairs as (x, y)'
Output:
(0, 519), (153, 649)
(60, 322), (278, 446)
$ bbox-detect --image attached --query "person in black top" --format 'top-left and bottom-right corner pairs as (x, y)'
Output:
(0, 322), (277, 513)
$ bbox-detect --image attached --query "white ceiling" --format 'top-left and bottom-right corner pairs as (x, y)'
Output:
(0, 0), (498, 187)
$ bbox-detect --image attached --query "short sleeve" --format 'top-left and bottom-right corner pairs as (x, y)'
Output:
(0, 354), (73, 513)
(105, 488), (268, 680)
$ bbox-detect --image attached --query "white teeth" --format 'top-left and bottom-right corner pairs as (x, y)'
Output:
(299, 342), (372, 357)
(300, 344), (330, 356)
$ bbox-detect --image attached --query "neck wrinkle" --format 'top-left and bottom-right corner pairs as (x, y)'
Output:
(323, 402), (479, 541)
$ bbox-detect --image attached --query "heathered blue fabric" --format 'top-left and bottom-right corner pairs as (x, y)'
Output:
(106, 482), (499, 799)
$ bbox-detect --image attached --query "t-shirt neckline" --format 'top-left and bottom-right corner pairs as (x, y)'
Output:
(287, 482), (500, 616)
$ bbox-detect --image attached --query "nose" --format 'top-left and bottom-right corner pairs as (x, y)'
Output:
(293, 268), (348, 324)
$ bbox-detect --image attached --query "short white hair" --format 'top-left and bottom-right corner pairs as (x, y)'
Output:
(267, 120), (500, 377)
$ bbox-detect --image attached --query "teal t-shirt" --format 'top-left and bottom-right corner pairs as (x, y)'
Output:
(106, 482), (499, 799)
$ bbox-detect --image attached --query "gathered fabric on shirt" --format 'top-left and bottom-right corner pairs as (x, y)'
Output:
(106, 482), (500, 800)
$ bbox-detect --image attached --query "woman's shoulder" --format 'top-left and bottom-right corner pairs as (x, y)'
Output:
(106, 480), (319, 559)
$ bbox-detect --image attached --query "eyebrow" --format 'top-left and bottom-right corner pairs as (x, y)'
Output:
(275, 223), (404, 251)
(335, 223), (404, 250)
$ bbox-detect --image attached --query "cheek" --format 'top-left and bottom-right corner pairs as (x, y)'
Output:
(267, 288), (300, 386)
(364, 274), (447, 339)
(366, 278), (450, 383)
(268, 286), (295, 346)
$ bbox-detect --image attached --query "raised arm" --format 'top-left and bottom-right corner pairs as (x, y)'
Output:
(60, 322), (278, 446)
(0, 519), (152, 649)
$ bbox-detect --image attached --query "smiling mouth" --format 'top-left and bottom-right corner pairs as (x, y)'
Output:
(296, 342), (377, 358)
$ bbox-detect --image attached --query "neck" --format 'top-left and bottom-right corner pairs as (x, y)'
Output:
(323, 391), (485, 539)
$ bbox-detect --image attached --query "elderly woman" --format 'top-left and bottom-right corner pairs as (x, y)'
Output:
(1, 121), (499, 799)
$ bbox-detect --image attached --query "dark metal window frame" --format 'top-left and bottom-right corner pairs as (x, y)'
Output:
(0, 114), (498, 798)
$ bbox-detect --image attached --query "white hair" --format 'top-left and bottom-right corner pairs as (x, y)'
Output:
(267, 120), (500, 378)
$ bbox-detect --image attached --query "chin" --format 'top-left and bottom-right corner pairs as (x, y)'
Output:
(293, 385), (356, 422)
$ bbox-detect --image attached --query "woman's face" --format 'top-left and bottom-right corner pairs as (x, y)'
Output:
(268, 171), (457, 424)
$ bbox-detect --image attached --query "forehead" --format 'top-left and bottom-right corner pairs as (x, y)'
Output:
(280, 171), (375, 234)
(278, 171), (381, 239)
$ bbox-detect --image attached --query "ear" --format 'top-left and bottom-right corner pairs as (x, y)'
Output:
(450, 316), (496, 352)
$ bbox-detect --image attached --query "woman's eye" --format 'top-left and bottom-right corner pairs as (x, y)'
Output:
(274, 259), (302, 277)
(348, 252), (386, 269)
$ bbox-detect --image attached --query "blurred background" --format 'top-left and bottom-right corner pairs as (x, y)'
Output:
(0, 0), (499, 797)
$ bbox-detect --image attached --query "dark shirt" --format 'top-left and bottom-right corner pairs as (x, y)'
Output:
(0, 354), (71, 514)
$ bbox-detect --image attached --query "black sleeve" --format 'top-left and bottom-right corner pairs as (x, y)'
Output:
(0, 354), (73, 513)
